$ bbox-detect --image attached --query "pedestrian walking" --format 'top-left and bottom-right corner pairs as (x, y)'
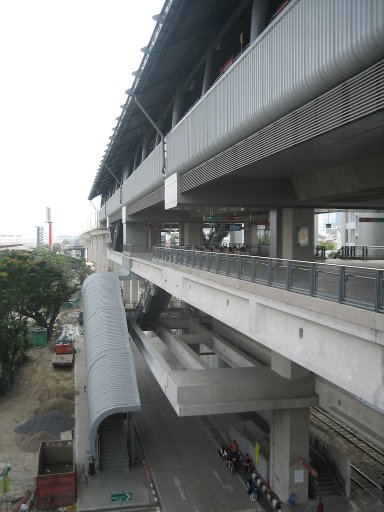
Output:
(316, 496), (324, 512)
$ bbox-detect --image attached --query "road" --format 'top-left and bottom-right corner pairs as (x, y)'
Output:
(133, 344), (269, 512)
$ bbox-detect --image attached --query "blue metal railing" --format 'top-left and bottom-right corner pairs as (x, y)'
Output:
(152, 247), (384, 313)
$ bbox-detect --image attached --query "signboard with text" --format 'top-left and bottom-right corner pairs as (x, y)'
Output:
(111, 492), (132, 502)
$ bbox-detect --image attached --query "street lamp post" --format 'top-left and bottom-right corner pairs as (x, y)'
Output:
(125, 90), (166, 175)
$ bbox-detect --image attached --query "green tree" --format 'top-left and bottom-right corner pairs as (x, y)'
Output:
(0, 267), (29, 381)
(317, 240), (337, 250)
(0, 249), (92, 343)
(52, 242), (62, 254)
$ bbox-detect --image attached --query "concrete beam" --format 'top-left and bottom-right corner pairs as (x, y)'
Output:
(130, 256), (384, 410)
(129, 322), (317, 416)
(158, 316), (195, 329)
(190, 319), (259, 368)
(173, 333), (211, 345)
(155, 325), (210, 370)
(179, 178), (297, 208)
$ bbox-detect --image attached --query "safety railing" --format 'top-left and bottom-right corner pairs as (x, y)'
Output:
(152, 247), (384, 313)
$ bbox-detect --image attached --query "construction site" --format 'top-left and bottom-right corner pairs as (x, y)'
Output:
(0, 310), (79, 512)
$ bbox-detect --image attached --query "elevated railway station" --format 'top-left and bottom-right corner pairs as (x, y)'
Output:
(80, 0), (384, 505)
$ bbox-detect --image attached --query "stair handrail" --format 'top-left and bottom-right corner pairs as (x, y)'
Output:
(311, 441), (346, 496)
(320, 443), (346, 495)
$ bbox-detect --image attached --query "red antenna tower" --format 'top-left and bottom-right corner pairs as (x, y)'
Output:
(46, 207), (53, 251)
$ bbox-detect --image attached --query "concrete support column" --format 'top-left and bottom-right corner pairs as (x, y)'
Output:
(155, 117), (163, 146)
(269, 209), (281, 259)
(96, 233), (108, 272)
(270, 208), (314, 261)
(148, 229), (161, 248)
(130, 280), (140, 302)
(172, 83), (184, 128)
(244, 217), (269, 256)
(141, 133), (150, 162)
(133, 147), (141, 171)
(250, 0), (269, 42)
(122, 207), (127, 245)
(270, 408), (309, 504)
(229, 230), (243, 246)
(179, 223), (203, 248)
(202, 39), (214, 95)
(123, 222), (149, 252)
(121, 280), (130, 302)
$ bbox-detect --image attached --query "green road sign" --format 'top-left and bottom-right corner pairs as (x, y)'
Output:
(111, 492), (132, 502)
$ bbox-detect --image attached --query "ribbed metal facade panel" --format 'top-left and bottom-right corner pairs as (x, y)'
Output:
(122, 144), (164, 206)
(105, 188), (122, 218)
(180, 59), (384, 192)
(166, 0), (384, 177)
(98, 207), (107, 223)
(127, 186), (164, 215)
(82, 272), (141, 457)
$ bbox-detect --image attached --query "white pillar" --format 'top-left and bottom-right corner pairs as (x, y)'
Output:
(180, 223), (203, 248)
(202, 40), (214, 95)
(229, 229), (243, 246)
(270, 408), (309, 504)
(123, 222), (149, 252)
(250, 0), (269, 42)
(270, 208), (314, 261)
(172, 83), (184, 127)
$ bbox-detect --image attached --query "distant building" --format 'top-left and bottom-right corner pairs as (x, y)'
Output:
(342, 211), (384, 258)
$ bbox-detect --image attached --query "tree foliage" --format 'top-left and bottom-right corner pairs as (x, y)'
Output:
(317, 240), (337, 250)
(0, 249), (92, 377)
(0, 266), (29, 376)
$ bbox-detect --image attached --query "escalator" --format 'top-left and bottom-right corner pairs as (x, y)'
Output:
(136, 282), (172, 331)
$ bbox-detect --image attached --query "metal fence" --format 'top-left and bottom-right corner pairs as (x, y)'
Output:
(152, 247), (383, 313)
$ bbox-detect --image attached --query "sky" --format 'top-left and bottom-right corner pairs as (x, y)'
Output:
(0, 0), (164, 239)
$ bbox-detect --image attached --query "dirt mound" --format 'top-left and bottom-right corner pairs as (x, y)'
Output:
(16, 431), (58, 452)
(15, 410), (75, 437)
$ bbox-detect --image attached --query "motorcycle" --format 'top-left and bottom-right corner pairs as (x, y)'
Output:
(245, 478), (260, 502)
(218, 446), (238, 474)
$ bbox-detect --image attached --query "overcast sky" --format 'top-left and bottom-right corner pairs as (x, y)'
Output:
(0, 0), (164, 239)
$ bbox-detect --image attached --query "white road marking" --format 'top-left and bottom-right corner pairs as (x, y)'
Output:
(213, 470), (233, 493)
(174, 475), (187, 501)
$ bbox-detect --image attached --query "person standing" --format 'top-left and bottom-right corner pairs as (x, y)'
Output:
(316, 496), (324, 512)
(243, 453), (253, 473)
(230, 439), (239, 454)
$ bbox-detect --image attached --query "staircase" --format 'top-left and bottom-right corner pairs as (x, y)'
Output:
(110, 221), (124, 252)
(208, 223), (229, 247)
(309, 447), (345, 497)
(99, 413), (129, 471)
(137, 283), (172, 331)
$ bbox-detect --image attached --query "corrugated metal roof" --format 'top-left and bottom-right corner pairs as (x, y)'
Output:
(82, 272), (141, 457)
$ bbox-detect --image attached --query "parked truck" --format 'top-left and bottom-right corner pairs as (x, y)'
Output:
(52, 334), (75, 368)
(36, 440), (76, 510)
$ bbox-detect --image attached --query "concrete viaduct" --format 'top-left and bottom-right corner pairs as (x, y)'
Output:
(81, 0), (384, 505)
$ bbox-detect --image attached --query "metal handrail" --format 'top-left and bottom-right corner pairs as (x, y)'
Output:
(152, 247), (384, 313)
